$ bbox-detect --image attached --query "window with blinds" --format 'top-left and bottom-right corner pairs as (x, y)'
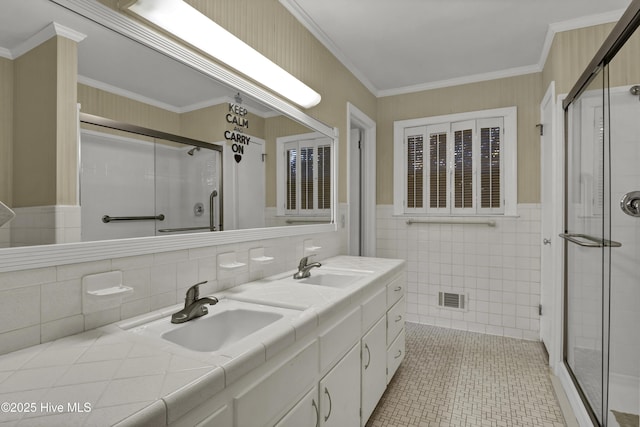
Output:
(402, 116), (505, 215)
(280, 136), (331, 215)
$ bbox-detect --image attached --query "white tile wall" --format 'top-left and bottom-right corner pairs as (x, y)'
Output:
(376, 204), (541, 340)
(10, 206), (81, 247)
(0, 231), (345, 356)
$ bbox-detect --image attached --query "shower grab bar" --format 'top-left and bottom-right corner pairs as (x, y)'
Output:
(558, 233), (621, 248)
(406, 218), (496, 227)
(102, 214), (165, 223)
(158, 226), (215, 233)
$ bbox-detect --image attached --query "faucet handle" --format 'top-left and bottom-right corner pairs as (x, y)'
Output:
(298, 254), (316, 268)
(185, 281), (208, 305)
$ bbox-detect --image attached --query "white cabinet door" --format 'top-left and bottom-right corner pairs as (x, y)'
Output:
(361, 316), (387, 426)
(319, 343), (361, 427)
(387, 329), (405, 384)
(276, 387), (319, 427)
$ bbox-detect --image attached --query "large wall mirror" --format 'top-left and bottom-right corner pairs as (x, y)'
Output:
(0, 0), (337, 271)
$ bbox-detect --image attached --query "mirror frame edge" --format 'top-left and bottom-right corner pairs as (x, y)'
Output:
(0, 0), (338, 273)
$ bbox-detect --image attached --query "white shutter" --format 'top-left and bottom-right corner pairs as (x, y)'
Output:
(477, 117), (504, 214)
(426, 123), (449, 214)
(285, 142), (298, 214)
(451, 120), (475, 213)
(404, 126), (426, 212)
(317, 144), (331, 211)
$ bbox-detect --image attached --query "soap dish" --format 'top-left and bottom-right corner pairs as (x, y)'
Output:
(82, 271), (133, 314)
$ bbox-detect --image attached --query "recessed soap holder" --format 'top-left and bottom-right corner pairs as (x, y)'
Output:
(82, 271), (133, 314)
(218, 252), (247, 270)
(249, 247), (274, 266)
(303, 239), (322, 255)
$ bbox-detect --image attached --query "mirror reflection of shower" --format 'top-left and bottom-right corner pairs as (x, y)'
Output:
(80, 122), (223, 241)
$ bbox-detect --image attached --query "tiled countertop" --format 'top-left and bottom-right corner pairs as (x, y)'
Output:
(0, 256), (404, 426)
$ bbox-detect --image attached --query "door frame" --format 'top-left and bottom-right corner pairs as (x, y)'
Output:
(540, 81), (562, 371)
(347, 103), (376, 257)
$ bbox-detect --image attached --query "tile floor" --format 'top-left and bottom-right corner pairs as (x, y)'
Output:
(367, 323), (567, 427)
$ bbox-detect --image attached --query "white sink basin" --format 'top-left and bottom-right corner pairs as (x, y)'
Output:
(299, 273), (363, 288)
(125, 299), (300, 353)
(162, 309), (283, 352)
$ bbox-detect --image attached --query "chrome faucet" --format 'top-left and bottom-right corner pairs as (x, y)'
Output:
(171, 281), (219, 324)
(293, 255), (322, 279)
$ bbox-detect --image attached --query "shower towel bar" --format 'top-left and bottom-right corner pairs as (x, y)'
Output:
(285, 218), (330, 224)
(559, 233), (621, 248)
(406, 218), (496, 227)
(158, 226), (215, 232)
(102, 214), (165, 223)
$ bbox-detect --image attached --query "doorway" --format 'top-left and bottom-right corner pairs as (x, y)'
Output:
(347, 103), (376, 256)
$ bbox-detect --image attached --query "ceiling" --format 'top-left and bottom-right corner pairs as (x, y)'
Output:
(280, 0), (632, 96)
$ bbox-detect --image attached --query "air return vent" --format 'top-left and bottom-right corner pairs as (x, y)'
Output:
(438, 292), (465, 310)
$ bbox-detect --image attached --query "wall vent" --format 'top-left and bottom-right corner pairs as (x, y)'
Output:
(438, 292), (465, 310)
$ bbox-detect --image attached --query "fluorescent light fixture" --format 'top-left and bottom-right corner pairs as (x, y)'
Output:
(128, 0), (321, 109)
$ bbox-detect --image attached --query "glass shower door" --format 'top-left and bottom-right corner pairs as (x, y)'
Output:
(564, 68), (611, 425)
(605, 64), (640, 427)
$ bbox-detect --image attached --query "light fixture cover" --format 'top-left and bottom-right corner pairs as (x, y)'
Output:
(128, 0), (321, 108)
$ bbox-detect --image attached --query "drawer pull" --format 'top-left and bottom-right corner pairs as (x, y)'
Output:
(394, 286), (402, 292)
(394, 349), (402, 359)
(312, 399), (319, 427)
(324, 387), (332, 422)
(395, 315), (403, 322)
(364, 343), (371, 370)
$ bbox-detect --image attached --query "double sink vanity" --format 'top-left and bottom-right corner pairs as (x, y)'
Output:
(0, 256), (405, 427)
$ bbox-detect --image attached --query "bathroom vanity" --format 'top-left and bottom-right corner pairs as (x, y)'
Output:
(0, 256), (405, 427)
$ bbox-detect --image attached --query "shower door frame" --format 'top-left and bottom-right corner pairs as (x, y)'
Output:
(562, 1), (640, 425)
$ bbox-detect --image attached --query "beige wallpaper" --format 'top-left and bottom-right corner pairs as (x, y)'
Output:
(56, 37), (79, 206)
(0, 57), (12, 207)
(376, 73), (543, 205)
(78, 84), (181, 134)
(542, 23), (616, 96)
(13, 38), (59, 207)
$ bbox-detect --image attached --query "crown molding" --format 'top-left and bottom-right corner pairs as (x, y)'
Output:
(10, 21), (86, 59)
(78, 75), (182, 113)
(278, 0), (378, 96)
(378, 65), (541, 98)
(79, 75), (280, 118)
(0, 48), (11, 59)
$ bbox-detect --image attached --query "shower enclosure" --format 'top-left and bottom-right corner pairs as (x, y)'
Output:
(80, 115), (222, 242)
(562, 4), (640, 426)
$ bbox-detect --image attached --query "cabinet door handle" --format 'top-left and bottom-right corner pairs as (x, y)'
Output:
(324, 387), (332, 422)
(312, 399), (319, 427)
(395, 349), (402, 359)
(395, 315), (403, 322)
(394, 286), (402, 292)
(364, 343), (371, 370)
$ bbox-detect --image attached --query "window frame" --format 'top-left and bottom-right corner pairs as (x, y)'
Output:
(277, 132), (333, 216)
(393, 107), (517, 217)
